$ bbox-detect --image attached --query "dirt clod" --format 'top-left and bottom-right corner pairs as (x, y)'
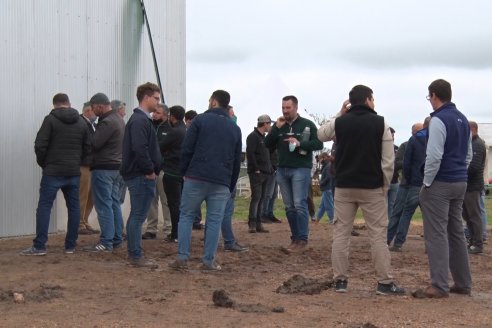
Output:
(26, 284), (63, 302)
(276, 274), (333, 295)
(212, 289), (236, 308)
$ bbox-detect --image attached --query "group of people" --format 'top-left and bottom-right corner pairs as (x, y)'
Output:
(318, 79), (487, 297)
(21, 78), (487, 297)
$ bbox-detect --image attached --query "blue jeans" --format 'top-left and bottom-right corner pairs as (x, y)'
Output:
(221, 189), (236, 246)
(387, 183), (399, 219)
(91, 170), (124, 249)
(126, 176), (156, 259)
(387, 185), (420, 246)
(276, 167), (311, 241)
(316, 189), (334, 223)
(33, 175), (80, 250)
(262, 172), (277, 217)
(178, 180), (230, 265)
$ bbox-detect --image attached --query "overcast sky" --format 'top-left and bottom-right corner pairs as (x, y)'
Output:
(186, 0), (492, 146)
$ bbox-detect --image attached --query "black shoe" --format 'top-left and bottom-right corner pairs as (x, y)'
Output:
(261, 217), (273, 224)
(468, 245), (483, 254)
(450, 285), (471, 295)
(164, 234), (178, 243)
(248, 222), (257, 233)
(351, 230), (360, 236)
(389, 245), (402, 252)
(142, 232), (156, 240)
(376, 282), (406, 296)
(256, 224), (269, 233)
(335, 280), (348, 293)
(193, 223), (204, 230)
(224, 242), (249, 252)
(129, 257), (158, 269)
(169, 259), (188, 271)
(270, 217), (282, 223)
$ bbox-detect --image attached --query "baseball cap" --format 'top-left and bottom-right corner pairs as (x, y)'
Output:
(257, 114), (274, 124)
(90, 93), (110, 105)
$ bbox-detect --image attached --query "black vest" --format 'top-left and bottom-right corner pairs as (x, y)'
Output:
(334, 105), (385, 189)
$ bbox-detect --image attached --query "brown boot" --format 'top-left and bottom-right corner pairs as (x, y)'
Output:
(248, 222), (256, 233)
(256, 223), (269, 233)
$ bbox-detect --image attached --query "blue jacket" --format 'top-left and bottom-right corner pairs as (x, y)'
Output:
(120, 108), (161, 180)
(403, 128), (427, 187)
(180, 108), (242, 191)
(318, 161), (333, 191)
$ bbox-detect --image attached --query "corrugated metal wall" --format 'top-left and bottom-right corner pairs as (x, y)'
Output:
(0, 0), (186, 237)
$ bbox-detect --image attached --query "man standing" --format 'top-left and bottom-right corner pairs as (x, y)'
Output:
(21, 93), (90, 255)
(78, 102), (98, 235)
(142, 103), (172, 239)
(170, 90), (241, 271)
(318, 85), (404, 295)
(161, 105), (187, 242)
(246, 114), (274, 233)
(84, 93), (125, 253)
(387, 121), (426, 252)
(264, 96), (323, 251)
(414, 79), (473, 298)
(462, 121), (486, 254)
(120, 82), (161, 268)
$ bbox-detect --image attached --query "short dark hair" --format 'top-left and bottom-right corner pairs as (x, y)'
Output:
(136, 82), (160, 102)
(185, 110), (198, 121)
(169, 105), (185, 121)
(157, 103), (169, 112)
(428, 79), (452, 102)
(53, 93), (70, 106)
(349, 85), (373, 106)
(210, 90), (230, 108)
(282, 95), (298, 106)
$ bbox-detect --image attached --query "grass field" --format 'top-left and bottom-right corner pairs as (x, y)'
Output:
(231, 192), (492, 224)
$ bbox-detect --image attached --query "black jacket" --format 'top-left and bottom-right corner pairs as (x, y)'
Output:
(34, 108), (91, 176)
(92, 109), (125, 170)
(153, 119), (171, 169)
(319, 161), (333, 191)
(246, 128), (272, 174)
(160, 120), (186, 176)
(467, 136), (486, 191)
(120, 108), (161, 180)
(80, 115), (95, 167)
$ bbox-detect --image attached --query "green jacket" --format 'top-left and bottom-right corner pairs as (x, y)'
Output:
(264, 115), (323, 168)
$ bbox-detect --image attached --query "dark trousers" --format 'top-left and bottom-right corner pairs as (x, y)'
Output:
(307, 184), (315, 218)
(248, 173), (268, 224)
(163, 174), (183, 239)
(462, 190), (483, 248)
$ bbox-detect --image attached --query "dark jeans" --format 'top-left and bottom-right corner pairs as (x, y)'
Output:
(462, 190), (483, 248)
(262, 172), (277, 217)
(34, 175), (80, 250)
(126, 176), (156, 259)
(163, 174), (183, 239)
(387, 185), (420, 247)
(248, 173), (268, 224)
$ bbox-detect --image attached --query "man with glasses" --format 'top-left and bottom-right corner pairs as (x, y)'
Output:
(413, 79), (473, 298)
(120, 82), (162, 268)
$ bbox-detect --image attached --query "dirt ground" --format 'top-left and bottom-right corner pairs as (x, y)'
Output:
(1, 220), (492, 328)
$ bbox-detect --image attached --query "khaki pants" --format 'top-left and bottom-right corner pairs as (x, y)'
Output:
(79, 166), (94, 229)
(146, 171), (171, 233)
(331, 187), (392, 284)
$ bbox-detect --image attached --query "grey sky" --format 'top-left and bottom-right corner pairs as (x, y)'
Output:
(186, 0), (492, 145)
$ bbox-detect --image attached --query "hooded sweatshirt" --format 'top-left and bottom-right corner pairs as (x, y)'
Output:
(35, 107), (91, 176)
